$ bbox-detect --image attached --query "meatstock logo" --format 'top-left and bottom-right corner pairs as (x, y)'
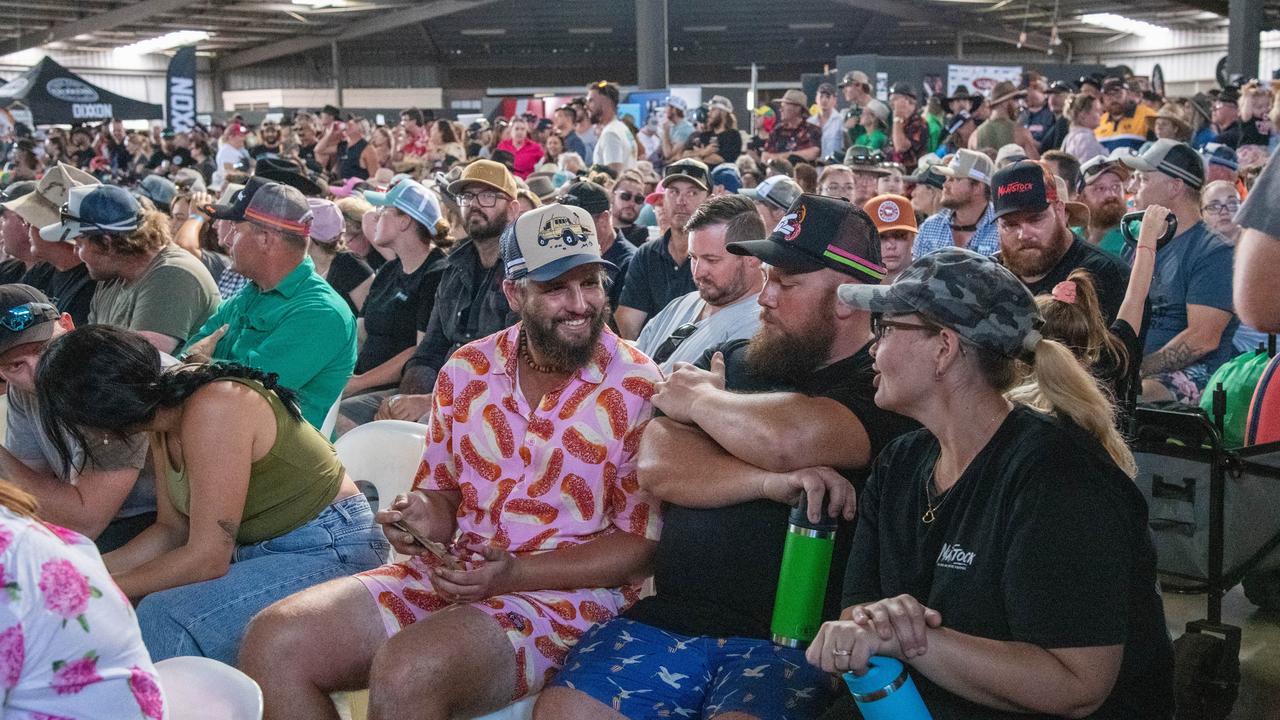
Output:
(997, 181), (1033, 198)
(774, 204), (807, 242)
(936, 542), (976, 571)
(46, 78), (99, 103)
(876, 200), (900, 224)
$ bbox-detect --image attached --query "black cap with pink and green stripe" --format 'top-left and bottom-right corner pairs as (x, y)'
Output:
(725, 193), (886, 283)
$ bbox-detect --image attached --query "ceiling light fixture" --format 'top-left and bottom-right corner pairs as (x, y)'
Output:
(113, 30), (210, 55)
(683, 25), (727, 32)
(788, 22), (835, 30)
(1079, 13), (1170, 35)
(459, 28), (507, 36)
(568, 27), (613, 34)
(291, 0), (348, 8)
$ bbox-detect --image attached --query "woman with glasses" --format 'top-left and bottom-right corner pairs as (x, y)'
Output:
(817, 164), (858, 203)
(1200, 179), (1243, 245)
(810, 247), (1173, 719)
(35, 325), (387, 665)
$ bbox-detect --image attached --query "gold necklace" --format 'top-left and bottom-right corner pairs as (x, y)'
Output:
(519, 330), (564, 375)
(921, 455), (957, 524)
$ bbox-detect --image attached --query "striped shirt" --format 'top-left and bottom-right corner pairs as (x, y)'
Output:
(912, 204), (1000, 260)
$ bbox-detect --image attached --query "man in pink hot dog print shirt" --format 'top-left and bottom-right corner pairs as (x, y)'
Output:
(241, 203), (663, 720)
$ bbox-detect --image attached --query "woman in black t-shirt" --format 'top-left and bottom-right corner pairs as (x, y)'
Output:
(340, 180), (447, 419)
(304, 198), (372, 315)
(816, 248), (1173, 719)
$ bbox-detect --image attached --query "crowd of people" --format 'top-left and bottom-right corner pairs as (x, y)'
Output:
(0, 66), (1276, 720)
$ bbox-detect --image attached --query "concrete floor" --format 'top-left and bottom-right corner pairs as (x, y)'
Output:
(1164, 584), (1280, 719)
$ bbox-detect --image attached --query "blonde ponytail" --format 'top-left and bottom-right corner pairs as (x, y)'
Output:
(1007, 338), (1137, 477)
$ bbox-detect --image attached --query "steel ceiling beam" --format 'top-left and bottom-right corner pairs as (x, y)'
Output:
(217, 0), (498, 70)
(831, 0), (1056, 52)
(0, 0), (194, 56)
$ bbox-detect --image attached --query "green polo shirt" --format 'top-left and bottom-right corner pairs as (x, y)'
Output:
(1072, 225), (1129, 260)
(181, 256), (356, 429)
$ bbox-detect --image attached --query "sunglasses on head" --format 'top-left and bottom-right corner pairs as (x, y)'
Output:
(663, 164), (708, 183)
(0, 302), (58, 333)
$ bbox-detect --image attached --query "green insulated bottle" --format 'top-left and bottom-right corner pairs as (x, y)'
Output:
(770, 494), (838, 647)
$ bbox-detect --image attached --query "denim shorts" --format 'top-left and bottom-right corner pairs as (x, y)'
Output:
(137, 494), (390, 664)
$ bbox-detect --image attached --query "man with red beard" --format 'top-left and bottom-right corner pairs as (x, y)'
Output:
(241, 203), (664, 719)
(992, 161), (1129, 323)
(1077, 154), (1132, 257)
(537, 194), (918, 720)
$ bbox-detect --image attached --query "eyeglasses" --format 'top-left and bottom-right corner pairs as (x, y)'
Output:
(871, 315), (939, 342)
(1202, 201), (1240, 215)
(652, 322), (699, 364)
(614, 190), (640, 203)
(457, 190), (503, 208)
(663, 163), (709, 184)
(0, 302), (57, 333)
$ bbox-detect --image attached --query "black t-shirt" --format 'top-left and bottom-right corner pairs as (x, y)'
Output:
(616, 230), (696, 320)
(338, 138), (369, 180)
(249, 144), (282, 160)
(1017, 235), (1130, 324)
(0, 258), (27, 285)
(43, 264), (95, 325)
(843, 406), (1174, 719)
(602, 231), (638, 310)
(689, 129), (743, 163)
(356, 249), (445, 375)
(625, 339), (919, 639)
(325, 250), (373, 315)
(1096, 318), (1142, 421)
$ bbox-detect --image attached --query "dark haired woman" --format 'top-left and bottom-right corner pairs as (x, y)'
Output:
(36, 325), (388, 665)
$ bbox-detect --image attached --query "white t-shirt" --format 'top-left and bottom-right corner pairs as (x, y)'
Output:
(635, 291), (762, 373)
(593, 118), (637, 170)
(212, 143), (248, 190)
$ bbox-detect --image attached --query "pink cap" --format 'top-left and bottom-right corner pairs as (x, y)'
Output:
(645, 187), (665, 205)
(307, 198), (344, 244)
(226, 122), (247, 137)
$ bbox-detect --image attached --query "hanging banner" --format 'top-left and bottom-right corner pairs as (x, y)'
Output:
(947, 64), (1023, 97)
(166, 46), (197, 133)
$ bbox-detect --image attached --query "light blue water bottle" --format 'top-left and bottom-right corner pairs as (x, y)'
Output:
(843, 656), (932, 719)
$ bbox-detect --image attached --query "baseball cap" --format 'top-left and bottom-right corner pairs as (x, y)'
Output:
(991, 160), (1062, 220)
(1120, 138), (1205, 190)
(711, 164), (742, 193)
(889, 82), (917, 100)
(172, 168), (206, 194)
(363, 179), (442, 235)
(817, 82), (837, 96)
(935, 149), (995, 186)
(840, 70), (870, 88)
(256, 156), (324, 197)
(727, 193), (886, 282)
(0, 284), (60, 356)
(660, 158), (710, 191)
(907, 165), (945, 190)
(0, 181), (36, 214)
(136, 174), (178, 210)
(837, 247), (1042, 358)
(1101, 77), (1128, 93)
(501, 203), (617, 282)
(739, 174), (802, 210)
(1046, 81), (1073, 94)
(203, 176), (313, 234)
(447, 159), (518, 198)
(557, 180), (611, 215)
(862, 98), (890, 125)
(1078, 155), (1130, 189)
(41, 185), (143, 243)
(865, 194), (917, 235)
(226, 122), (248, 137)
(1201, 142), (1239, 171)
(2, 163), (100, 230)
(707, 95), (734, 113)
(995, 143), (1028, 168)
(665, 95), (688, 112)
(307, 198), (344, 244)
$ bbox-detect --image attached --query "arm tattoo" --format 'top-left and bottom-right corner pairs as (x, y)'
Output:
(1141, 340), (1202, 376)
(218, 519), (239, 545)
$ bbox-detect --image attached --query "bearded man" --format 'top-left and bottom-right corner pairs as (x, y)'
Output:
(241, 203), (664, 719)
(992, 161), (1129, 323)
(534, 194), (919, 720)
(1077, 155), (1132, 257)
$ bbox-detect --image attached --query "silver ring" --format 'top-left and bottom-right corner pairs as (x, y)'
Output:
(831, 649), (852, 656)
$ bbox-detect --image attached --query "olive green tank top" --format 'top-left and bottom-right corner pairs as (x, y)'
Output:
(155, 377), (344, 545)
(974, 117), (1016, 151)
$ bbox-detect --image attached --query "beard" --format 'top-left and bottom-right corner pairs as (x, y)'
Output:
(744, 303), (837, 382)
(697, 266), (752, 307)
(1087, 196), (1126, 230)
(466, 209), (507, 241)
(522, 301), (610, 371)
(615, 205), (639, 225)
(1002, 223), (1073, 279)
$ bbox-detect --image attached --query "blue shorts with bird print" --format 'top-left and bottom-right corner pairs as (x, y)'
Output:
(548, 618), (840, 719)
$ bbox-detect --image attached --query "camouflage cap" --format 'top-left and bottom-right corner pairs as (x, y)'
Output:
(836, 247), (1042, 358)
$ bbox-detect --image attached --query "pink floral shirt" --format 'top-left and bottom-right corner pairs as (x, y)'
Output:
(0, 508), (165, 719)
(415, 324), (663, 555)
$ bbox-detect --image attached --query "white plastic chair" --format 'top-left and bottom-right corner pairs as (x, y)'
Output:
(320, 396), (342, 439)
(333, 419), (428, 515)
(155, 656), (263, 720)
